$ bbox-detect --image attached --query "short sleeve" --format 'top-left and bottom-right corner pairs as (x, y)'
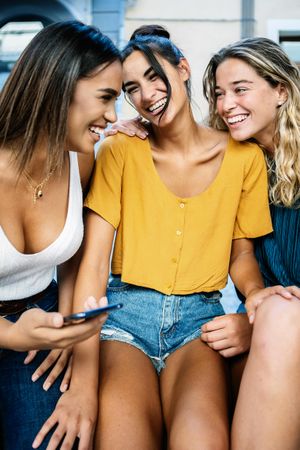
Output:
(84, 138), (125, 228)
(233, 148), (273, 239)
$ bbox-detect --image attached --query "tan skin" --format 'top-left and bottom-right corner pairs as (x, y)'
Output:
(0, 61), (122, 398)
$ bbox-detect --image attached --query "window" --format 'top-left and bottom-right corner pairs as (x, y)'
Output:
(0, 21), (43, 87)
(268, 20), (300, 67)
(280, 33), (300, 67)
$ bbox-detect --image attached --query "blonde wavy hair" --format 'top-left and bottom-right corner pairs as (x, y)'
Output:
(203, 37), (300, 208)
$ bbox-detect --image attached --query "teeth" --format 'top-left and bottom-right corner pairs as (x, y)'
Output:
(149, 98), (167, 112)
(227, 114), (248, 124)
(89, 126), (103, 136)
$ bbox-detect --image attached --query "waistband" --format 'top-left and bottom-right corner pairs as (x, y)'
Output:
(0, 282), (54, 316)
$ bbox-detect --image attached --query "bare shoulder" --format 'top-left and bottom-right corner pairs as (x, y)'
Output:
(77, 152), (95, 191)
(0, 148), (18, 186)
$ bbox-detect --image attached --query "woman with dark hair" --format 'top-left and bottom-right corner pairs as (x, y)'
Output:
(35, 25), (290, 450)
(203, 37), (300, 450)
(0, 20), (122, 449)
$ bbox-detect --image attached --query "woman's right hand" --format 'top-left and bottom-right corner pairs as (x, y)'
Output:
(104, 116), (149, 139)
(32, 387), (98, 449)
(4, 296), (108, 351)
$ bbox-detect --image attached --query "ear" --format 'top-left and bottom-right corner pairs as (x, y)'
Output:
(277, 83), (288, 106)
(178, 58), (191, 82)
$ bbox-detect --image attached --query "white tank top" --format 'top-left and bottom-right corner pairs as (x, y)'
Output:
(0, 151), (84, 300)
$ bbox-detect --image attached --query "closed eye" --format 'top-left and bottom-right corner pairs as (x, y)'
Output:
(126, 85), (139, 95)
(215, 91), (224, 98)
(149, 72), (158, 81)
(235, 87), (248, 94)
(97, 88), (120, 102)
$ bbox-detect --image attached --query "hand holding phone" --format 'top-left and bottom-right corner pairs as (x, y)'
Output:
(63, 303), (123, 324)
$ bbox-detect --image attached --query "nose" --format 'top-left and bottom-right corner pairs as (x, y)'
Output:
(221, 92), (237, 112)
(140, 84), (156, 103)
(104, 102), (118, 124)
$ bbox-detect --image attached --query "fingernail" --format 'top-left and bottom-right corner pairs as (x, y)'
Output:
(32, 374), (39, 382)
(32, 440), (38, 448)
(43, 382), (51, 391)
(60, 384), (68, 393)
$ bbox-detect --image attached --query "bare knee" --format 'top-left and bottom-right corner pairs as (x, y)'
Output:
(168, 415), (229, 450)
(251, 295), (300, 356)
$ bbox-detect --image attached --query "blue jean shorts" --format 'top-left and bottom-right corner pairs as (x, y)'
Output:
(101, 275), (225, 373)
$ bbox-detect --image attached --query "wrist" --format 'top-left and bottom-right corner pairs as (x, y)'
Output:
(245, 285), (264, 298)
(1, 321), (21, 350)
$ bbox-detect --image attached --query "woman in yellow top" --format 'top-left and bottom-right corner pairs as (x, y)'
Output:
(34, 25), (287, 450)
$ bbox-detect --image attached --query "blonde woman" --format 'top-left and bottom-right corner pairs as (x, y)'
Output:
(203, 37), (300, 450)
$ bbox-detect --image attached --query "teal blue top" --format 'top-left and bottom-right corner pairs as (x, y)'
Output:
(255, 203), (300, 287)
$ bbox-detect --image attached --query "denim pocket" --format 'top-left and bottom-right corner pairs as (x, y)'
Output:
(107, 275), (130, 292)
(107, 284), (130, 293)
(198, 291), (222, 304)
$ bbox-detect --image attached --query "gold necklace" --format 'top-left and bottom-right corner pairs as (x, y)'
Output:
(23, 169), (54, 204)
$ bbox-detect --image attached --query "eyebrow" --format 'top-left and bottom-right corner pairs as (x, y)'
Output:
(97, 88), (119, 96)
(215, 79), (254, 89)
(123, 66), (154, 89)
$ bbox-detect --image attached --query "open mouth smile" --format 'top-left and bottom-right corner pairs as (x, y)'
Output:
(226, 114), (249, 125)
(89, 125), (105, 136)
(147, 97), (167, 115)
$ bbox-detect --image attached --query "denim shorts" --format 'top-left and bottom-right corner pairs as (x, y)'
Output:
(101, 275), (225, 373)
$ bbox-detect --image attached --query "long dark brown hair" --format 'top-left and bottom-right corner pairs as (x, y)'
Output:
(0, 20), (121, 174)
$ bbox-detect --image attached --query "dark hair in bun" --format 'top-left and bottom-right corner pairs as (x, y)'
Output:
(122, 24), (191, 120)
(130, 25), (170, 41)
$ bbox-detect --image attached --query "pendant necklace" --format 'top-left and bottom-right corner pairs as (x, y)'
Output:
(23, 169), (54, 204)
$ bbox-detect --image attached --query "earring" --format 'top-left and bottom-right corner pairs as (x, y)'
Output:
(278, 101), (284, 106)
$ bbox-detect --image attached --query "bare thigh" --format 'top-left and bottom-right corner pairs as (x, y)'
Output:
(228, 352), (248, 416)
(160, 339), (230, 450)
(95, 341), (163, 450)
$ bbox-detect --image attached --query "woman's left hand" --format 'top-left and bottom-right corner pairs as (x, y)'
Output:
(245, 285), (292, 323)
(104, 116), (149, 139)
(201, 313), (252, 357)
(24, 347), (72, 392)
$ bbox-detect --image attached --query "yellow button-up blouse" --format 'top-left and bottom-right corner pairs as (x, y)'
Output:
(85, 134), (272, 295)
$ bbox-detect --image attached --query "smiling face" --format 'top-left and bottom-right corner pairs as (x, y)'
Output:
(122, 50), (190, 128)
(215, 57), (287, 149)
(66, 60), (122, 153)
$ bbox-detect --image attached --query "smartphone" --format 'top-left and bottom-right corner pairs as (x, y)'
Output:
(63, 303), (123, 324)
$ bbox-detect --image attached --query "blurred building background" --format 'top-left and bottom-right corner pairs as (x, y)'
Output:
(0, 0), (299, 310)
(0, 0), (299, 119)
